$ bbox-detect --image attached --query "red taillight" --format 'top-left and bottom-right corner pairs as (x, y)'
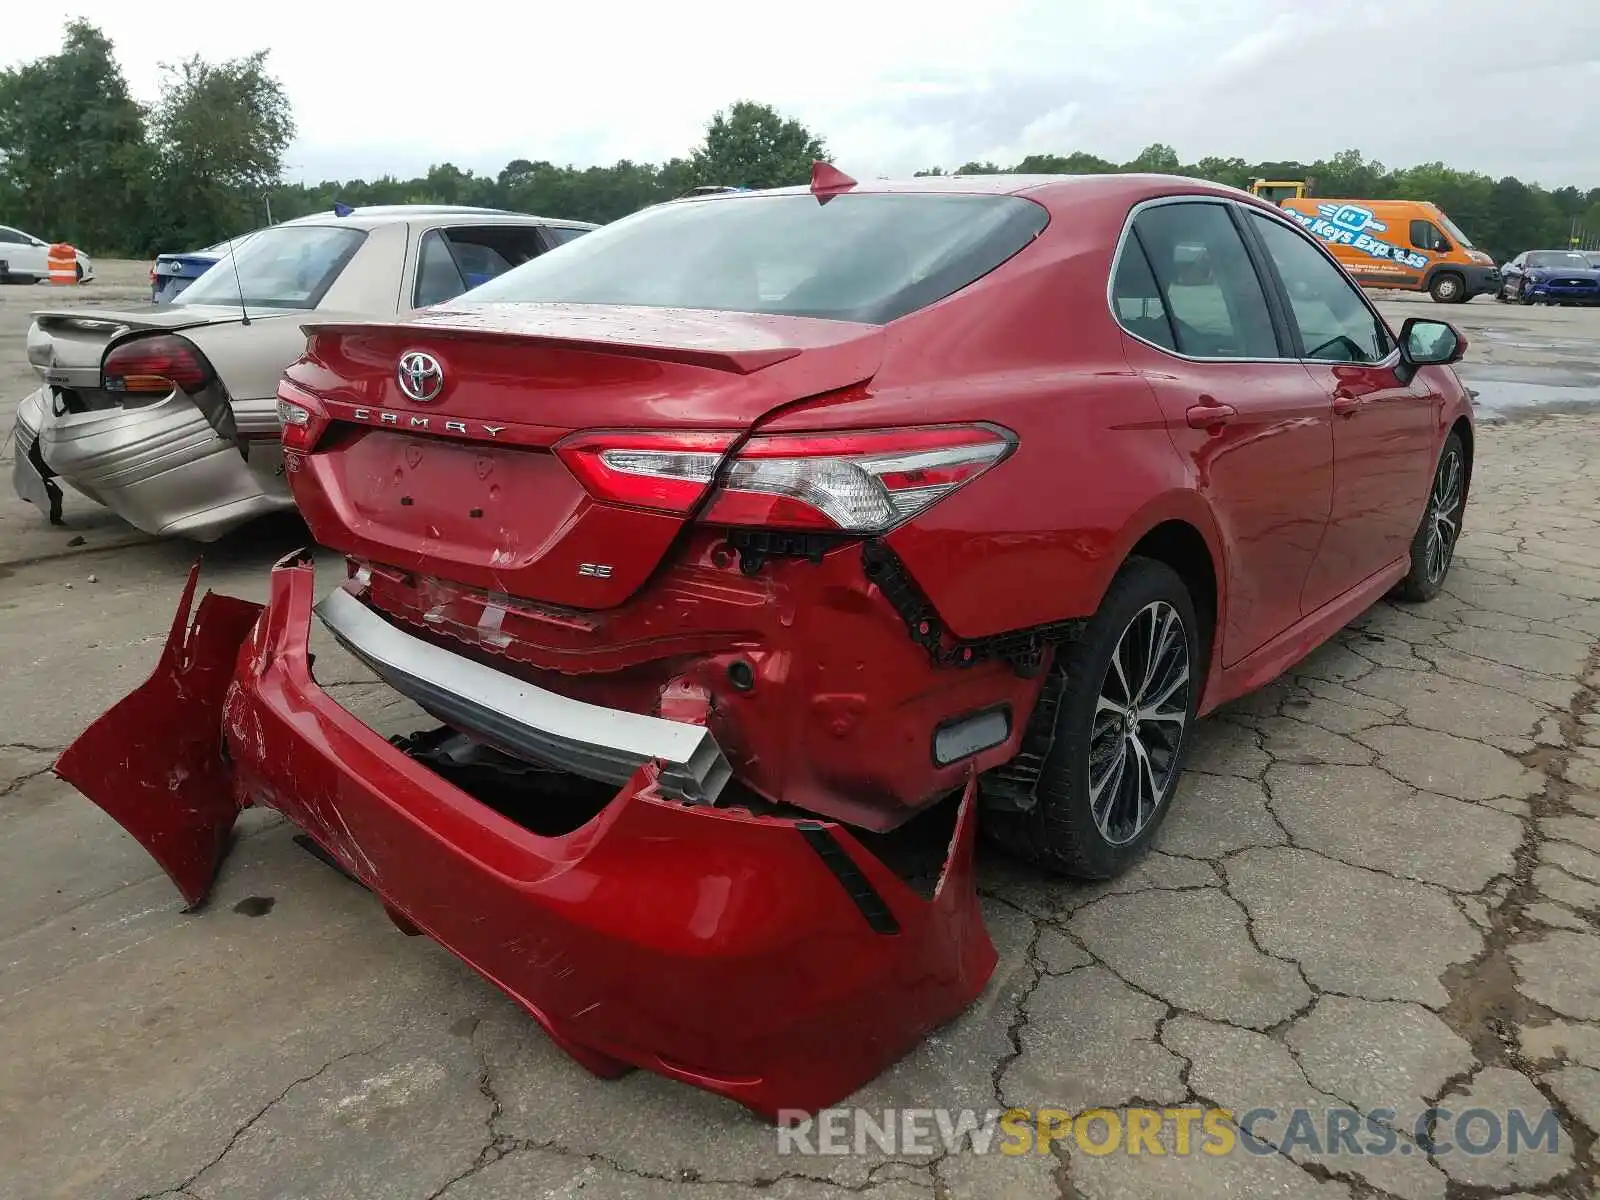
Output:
(556, 424), (1014, 534)
(554, 430), (740, 515)
(276, 379), (330, 453)
(102, 334), (212, 394)
(703, 426), (1014, 532)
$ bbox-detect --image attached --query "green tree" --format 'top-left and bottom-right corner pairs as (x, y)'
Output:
(689, 101), (828, 190)
(1191, 156), (1253, 190)
(1014, 152), (1116, 174)
(657, 156), (698, 198)
(144, 51), (294, 249)
(0, 20), (151, 252)
(1312, 149), (1389, 198)
(1124, 143), (1182, 173)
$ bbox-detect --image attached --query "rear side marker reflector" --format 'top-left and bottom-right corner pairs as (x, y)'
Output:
(555, 423), (1016, 535)
(933, 707), (1012, 766)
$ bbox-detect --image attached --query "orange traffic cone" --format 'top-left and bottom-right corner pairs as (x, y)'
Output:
(48, 244), (78, 285)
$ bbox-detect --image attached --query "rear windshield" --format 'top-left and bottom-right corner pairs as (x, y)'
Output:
(456, 193), (1049, 324)
(176, 225), (366, 310)
(197, 232), (259, 257)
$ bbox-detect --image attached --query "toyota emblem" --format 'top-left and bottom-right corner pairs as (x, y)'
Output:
(396, 350), (444, 402)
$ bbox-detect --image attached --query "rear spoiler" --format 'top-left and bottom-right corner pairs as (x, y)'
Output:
(31, 308), (226, 336)
(30, 312), (130, 335)
(300, 315), (806, 376)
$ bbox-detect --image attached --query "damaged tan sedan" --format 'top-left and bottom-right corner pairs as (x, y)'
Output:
(11, 205), (594, 540)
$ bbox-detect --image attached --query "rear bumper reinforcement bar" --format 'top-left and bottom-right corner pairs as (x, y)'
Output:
(316, 586), (732, 803)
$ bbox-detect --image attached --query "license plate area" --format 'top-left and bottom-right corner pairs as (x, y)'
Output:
(332, 430), (586, 559)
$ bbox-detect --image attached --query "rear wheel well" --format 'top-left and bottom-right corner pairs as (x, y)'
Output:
(1127, 521), (1217, 666)
(1451, 417), (1473, 497)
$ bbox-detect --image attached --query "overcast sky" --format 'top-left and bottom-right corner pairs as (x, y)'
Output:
(12, 0), (1600, 189)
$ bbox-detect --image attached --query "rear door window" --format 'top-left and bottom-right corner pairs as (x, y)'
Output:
(414, 230), (468, 307)
(412, 224), (551, 307)
(1110, 237), (1178, 352)
(1129, 202), (1281, 359)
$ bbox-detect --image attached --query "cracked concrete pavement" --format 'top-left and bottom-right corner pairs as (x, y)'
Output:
(4, 272), (1600, 1198)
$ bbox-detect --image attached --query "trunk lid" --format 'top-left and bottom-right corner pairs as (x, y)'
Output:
(288, 303), (884, 609)
(25, 305), (287, 401)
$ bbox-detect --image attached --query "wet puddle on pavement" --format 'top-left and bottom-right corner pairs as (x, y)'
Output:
(1460, 373), (1600, 422)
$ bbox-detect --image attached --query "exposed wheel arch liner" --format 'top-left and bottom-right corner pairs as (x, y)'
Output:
(1451, 415), (1474, 493)
(1080, 493), (1228, 706)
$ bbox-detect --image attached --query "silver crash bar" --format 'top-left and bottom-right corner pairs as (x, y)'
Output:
(315, 587), (732, 803)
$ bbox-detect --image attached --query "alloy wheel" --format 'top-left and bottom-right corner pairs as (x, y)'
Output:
(1424, 447), (1464, 584)
(1088, 601), (1191, 846)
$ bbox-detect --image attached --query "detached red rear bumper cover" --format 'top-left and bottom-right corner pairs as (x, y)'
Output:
(54, 554), (996, 1118)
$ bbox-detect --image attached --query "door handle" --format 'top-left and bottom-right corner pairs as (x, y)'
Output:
(1333, 390), (1362, 417)
(1185, 400), (1238, 430)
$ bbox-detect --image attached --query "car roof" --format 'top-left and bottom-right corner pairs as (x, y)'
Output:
(160, 207), (597, 258)
(279, 205), (597, 231)
(676, 171), (1256, 206)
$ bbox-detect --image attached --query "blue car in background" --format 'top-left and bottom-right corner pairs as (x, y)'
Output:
(149, 233), (258, 305)
(1497, 249), (1600, 306)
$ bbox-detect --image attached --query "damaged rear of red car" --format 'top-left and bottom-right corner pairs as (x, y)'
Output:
(55, 174), (1179, 1115)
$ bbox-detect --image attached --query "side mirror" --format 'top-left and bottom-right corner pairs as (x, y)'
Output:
(1399, 318), (1466, 373)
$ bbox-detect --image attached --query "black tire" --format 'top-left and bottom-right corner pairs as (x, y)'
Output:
(981, 557), (1202, 879)
(1429, 272), (1466, 304)
(75, 262), (83, 283)
(1520, 282), (1537, 305)
(1394, 431), (1467, 603)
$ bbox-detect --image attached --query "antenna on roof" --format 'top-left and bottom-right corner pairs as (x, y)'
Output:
(809, 161), (857, 204)
(223, 234), (250, 327)
(333, 201), (354, 217)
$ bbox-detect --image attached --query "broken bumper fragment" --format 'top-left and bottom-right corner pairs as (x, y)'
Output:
(11, 384), (291, 540)
(53, 554), (997, 1117)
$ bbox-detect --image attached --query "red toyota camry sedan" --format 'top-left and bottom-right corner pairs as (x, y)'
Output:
(59, 169), (1473, 1116)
